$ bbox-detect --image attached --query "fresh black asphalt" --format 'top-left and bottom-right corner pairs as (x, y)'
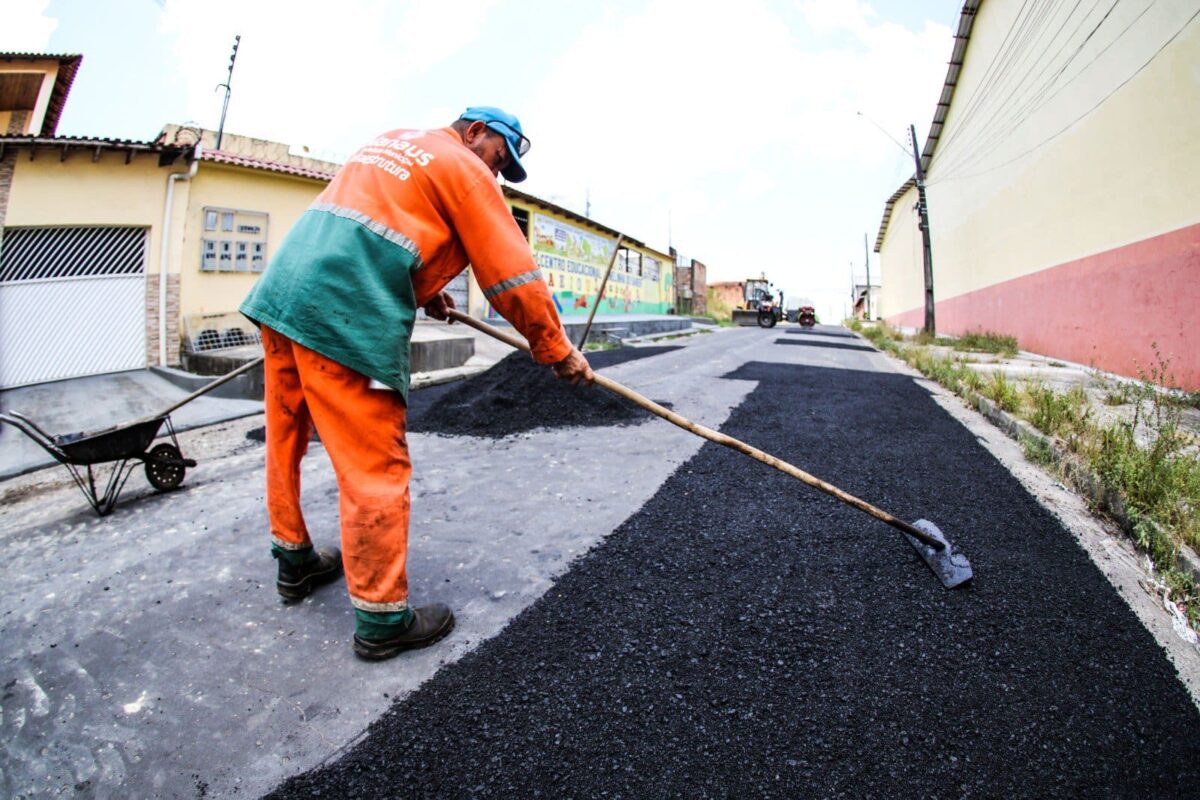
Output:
(773, 338), (877, 352)
(406, 346), (679, 437)
(245, 346), (680, 443)
(270, 352), (1200, 798)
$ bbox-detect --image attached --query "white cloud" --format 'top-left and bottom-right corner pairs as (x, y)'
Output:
(736, 169), (775, 201)
(0, 0), (58, 51)
(520, 0), (954, 305)
(158, 0), (498, 158)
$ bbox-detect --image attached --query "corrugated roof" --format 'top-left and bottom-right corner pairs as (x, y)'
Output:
(0, 52), (83, 136)
(873, 178), (916, 253)
(0, 135), (189, 165)
(201, 149), (337, 181)
(873, 1), (981, 252)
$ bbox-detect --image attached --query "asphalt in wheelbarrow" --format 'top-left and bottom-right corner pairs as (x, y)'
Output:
(269, 361), (1200, 798)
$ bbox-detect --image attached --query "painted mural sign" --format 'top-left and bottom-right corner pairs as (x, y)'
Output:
(527, 213), (671, 316)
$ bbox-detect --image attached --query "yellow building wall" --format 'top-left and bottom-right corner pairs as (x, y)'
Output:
(877, 184), (920, 320)
(4, 149), (174, 272)
(880, 3), (1200, 320)
(176, 163), (327, 319)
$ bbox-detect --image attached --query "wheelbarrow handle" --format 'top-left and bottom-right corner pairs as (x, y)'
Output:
(140, 357), (265, 422)
(0, 411), (70, 460)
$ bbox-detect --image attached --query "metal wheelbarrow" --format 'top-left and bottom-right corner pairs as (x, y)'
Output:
(0, 358), (262, 516)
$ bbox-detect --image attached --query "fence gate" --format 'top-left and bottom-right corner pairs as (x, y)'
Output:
(416, 269), (470, 320)
(0, 226), (148, 389)
(444, 270), (469, 312)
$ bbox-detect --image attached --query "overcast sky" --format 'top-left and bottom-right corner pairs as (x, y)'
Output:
(4, 0), (961, 321)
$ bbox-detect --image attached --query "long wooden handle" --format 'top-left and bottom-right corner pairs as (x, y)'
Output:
(150, 356), (265, 421)
(577, 234), (624, 348)
(445, 310), (943, 550)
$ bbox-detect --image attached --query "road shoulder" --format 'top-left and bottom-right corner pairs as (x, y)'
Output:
(875, 351), (1200, 709)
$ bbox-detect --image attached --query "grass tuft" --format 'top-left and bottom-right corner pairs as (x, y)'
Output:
(1026, 383), (1088, 438)
(954, 330), (1019, 357)
(983, 370), (1021, 412)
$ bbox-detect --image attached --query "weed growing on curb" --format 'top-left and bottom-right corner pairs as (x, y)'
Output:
(860, 324), (898, 353)
(1094, 421), (1200, 552)
(1026, 383), (1088, 438)
(984, 371), (1021, 413)
(1103, 391), (1129, 406)
(1022, 434), (1056, 466)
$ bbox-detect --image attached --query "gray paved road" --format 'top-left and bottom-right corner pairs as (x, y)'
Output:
(272, 325), (1200, 798)
(3, 326), (1198, 798)
(0, 328), (758, 799)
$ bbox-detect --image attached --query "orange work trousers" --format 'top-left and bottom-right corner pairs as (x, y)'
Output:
(261, 325), (412, 612)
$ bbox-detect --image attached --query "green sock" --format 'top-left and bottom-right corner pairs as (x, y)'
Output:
(356, 608), (415, 640)
(272, 544), (316, 567)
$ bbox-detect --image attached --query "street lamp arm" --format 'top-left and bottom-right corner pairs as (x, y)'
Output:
(856, 111), (914, 159)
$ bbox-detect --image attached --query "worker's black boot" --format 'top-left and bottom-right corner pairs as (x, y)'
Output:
(276, 546), (343, 603)
(353, 604), (455, 660)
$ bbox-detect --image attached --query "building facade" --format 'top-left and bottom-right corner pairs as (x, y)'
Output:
(875, 2), (1200, 388)
(0, 119), (336, 387)
(0, 53), (680, 388)
(673, 256), (708, 317)
(707, 281), (747, 318)
(489, 187), (674, 320)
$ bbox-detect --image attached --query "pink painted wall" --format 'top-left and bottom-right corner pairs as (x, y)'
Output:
(887, 222), (1200, 390)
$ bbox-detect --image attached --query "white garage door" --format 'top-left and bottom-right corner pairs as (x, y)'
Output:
(0, 226), (148, 389)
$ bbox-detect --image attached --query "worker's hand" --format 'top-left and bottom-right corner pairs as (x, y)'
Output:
(552, 348), (594, 386)
(423, 290), (456, 322)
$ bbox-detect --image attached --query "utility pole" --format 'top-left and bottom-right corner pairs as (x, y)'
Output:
(910, 123), (935, 335)
(863, 232), (871, 321)
(849, 260), (856, 319)
(216, 34), (241, 151)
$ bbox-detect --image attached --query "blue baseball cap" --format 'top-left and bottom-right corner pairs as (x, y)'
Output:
(458, 106), (530, 183)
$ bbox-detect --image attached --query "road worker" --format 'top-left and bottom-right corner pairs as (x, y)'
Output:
(240, 106), (593, 661)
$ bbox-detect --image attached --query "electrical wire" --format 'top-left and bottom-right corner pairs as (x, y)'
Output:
(936, 0), (1104, 175)
(940, 0), (1065, 160)
(935, 0), (1064, 169)
(936, 0), (1136, 179)
(968, 0), (1114, 156)
(934, 0), (1043, 161)
(929, 5), (1199, 185)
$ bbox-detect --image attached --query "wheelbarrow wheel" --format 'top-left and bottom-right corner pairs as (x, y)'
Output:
(145, 443), (186, 491)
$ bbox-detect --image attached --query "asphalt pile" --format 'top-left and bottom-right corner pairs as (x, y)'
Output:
(270, 359), (1200, 799)
(406, 346), (679, 437)
(244, 346), (679, 442)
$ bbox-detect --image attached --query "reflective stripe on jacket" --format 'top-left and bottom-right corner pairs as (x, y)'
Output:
(241, 126), (572, 400)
